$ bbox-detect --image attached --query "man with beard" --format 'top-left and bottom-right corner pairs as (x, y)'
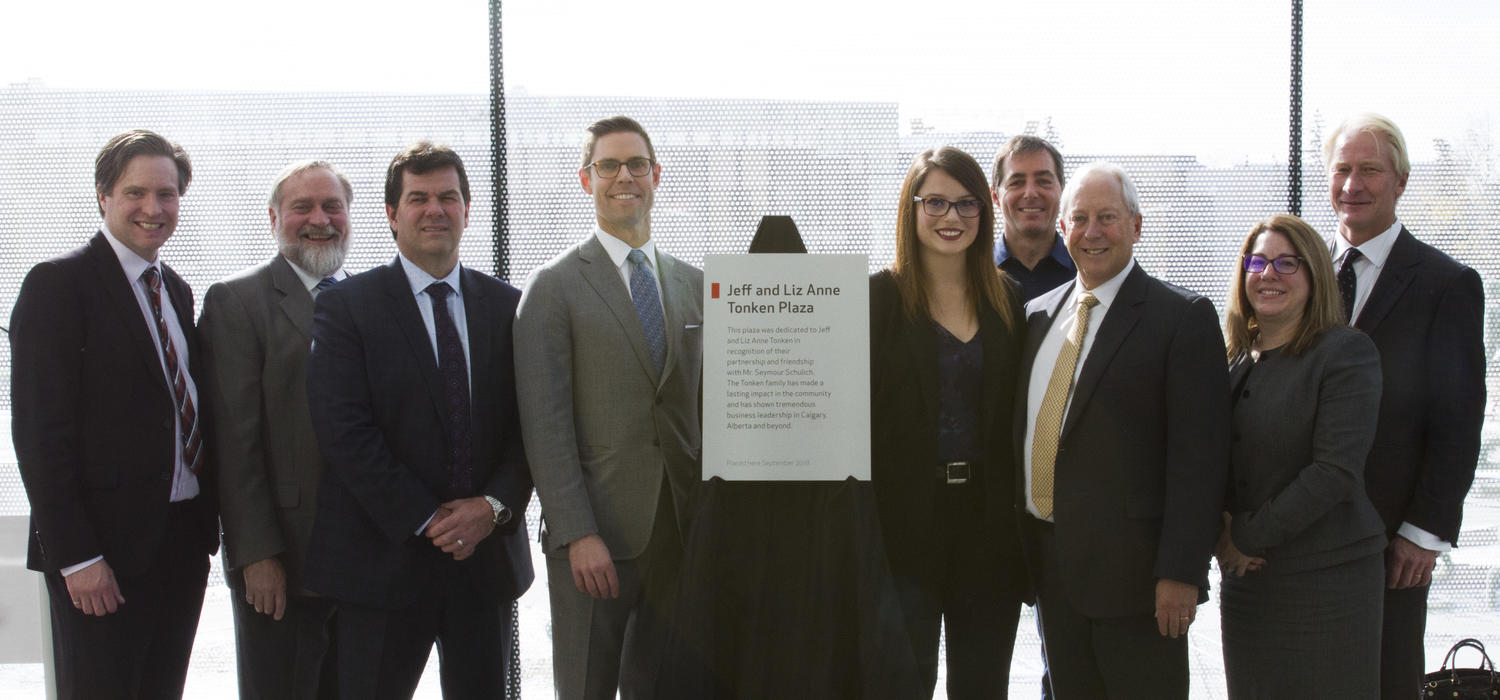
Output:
(200, 160), (354, 699)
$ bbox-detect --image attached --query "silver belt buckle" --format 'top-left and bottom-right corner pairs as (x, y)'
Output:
(944, 461), (970, 484)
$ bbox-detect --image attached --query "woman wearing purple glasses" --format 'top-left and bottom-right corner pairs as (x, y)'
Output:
(1216, 213), (1387, 698)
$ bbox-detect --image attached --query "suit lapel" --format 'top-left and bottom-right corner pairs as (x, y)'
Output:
(270, 256), (314, 342)
(86, 232), (170, 396)
(657, 252), (693, 391)
(1355, 227), (1420, 333)
(1061, 264), (1146, 439)
(578, 237), (661, 384)
(379, 259), (448, 418)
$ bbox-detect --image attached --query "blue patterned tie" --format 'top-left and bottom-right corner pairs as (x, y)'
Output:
(627, 249), (667, 374)
(426, 282), (472, 497)
(314, 276), (338, 293)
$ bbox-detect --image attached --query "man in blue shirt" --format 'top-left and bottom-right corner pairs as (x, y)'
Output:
(991, 135), (1075, 302)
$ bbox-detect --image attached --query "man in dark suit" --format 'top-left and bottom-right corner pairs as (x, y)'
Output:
(1016, 161), (1229, 699)
(200, 160), (356, 699)
(11, 129), (219, 700)
(303, 142), (533, 699)
(1323, 114), (1486, 699)
(991, 135), (1075, 302)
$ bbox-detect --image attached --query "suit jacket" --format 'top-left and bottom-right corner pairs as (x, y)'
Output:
(1227, 326), (1388, 573)
(11, 232), (219, 577)
(301, 259), (533, 610)
(1014, 263), (1229, 618)
(199, 255), (328, 592)
(868, 270), (1028, 598)
(1349, 227), (1485, 544)
(514, 235), (703, 559)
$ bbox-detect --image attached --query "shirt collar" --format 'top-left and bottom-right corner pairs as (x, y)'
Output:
(995, 232), (1075, 270)
(594, 227), (658, 271)
(101, 224), (157, 283)
(284, 256), (347, 293)
(1069, 258), (1134, 310)
(398, 253), (463, 299)
(1331, 218), (1401, 269)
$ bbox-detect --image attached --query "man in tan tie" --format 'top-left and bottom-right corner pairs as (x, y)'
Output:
(1015, 161), (1229, 699)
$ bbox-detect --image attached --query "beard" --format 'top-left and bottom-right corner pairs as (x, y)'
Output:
(279, 224), (349, 278)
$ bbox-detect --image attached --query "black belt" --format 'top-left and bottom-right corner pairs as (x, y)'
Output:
(937, 461), (973, 484)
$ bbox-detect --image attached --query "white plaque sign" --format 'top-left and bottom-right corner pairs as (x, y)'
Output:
(702, 254), (870, 481)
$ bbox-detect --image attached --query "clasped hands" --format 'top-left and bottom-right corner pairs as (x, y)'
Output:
(1214, 511), (1266, 578)
(425, 497), (496, 561)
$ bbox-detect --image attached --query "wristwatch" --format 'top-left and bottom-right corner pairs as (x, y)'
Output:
(483, 495), (511, 527)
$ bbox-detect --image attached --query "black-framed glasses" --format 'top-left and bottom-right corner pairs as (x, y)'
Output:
(585, 157), (654, 179)
(913, 196), (982, 219)
(1243, 254), (1304, 275)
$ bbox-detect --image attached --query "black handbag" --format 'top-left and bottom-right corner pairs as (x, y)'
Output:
(1424, 638), (1500, 698)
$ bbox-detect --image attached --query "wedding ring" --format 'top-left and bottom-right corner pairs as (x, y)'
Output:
(457, 539), (465, 547)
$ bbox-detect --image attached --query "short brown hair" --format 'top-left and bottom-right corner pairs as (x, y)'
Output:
(582, 116), (656, 168)
(94, 130), (191, 215)
(384, 141), (470, 210)
(1224, 214), (1343, 359)
(992, 135), (1064, 190)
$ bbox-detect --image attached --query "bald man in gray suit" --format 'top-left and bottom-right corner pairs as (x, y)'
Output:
(515, 115), (703, 700)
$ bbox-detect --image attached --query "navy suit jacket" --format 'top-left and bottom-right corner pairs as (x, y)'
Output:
(1015, 263), (1229, 617)
(302, 259), (533, 610)
(11, 232), (219, 576)
(1351, 227), (1485, 544)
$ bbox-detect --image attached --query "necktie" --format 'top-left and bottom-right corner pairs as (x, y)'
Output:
(314, 276), (338, 294)
(426, 282), (472, 497)
(1337, 248), (1362, 323)
(1031, 291), (1099, 520)
(141, 267), (202, 476)
(627, 249), (667, 374)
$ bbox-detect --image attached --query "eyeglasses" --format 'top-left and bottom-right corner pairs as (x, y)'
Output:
(913, 196), (982, 219)
(585, 157), (654, 179)
(1242, 254), (1304, 275)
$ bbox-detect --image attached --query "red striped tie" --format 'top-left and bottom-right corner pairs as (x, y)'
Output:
(141, 267), (202, 476)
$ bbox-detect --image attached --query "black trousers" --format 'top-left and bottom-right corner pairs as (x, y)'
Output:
(1379, 582), (1430, 699)
(42, 500), (210, 700)
(230, 586), (339, 700)
(1027, 518), (1188, 700)
(334, 556), (515, 700)
(891, 483), (1021, 699)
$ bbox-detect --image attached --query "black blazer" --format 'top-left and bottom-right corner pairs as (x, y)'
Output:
(1014, 264), (1229, 617)
(302, 259), (533, 610)
(868, 270), (1028, 598)
(1352, 227), (1485, 544)
(1227, 326), (1388, 573)
(11, 232), (219, 576)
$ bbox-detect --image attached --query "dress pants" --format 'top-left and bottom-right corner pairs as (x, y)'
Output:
(547, 478), (683, 700)
(1379, 582), (1430, 699)
(891, 482), (1020, 699)
(42, 499), (210, 700)
(230, 586), (339, 700)
(334, 554), (513, 700)
(1028, 519), (1188, 700)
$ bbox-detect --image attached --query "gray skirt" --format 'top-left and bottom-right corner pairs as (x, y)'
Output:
(1219, 551), (1383, 700)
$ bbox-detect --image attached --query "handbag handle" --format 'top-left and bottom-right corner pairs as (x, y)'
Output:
(1439, 638), (1497, 674)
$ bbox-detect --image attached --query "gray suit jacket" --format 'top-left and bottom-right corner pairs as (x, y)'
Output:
(515, 235), (703, 559)
(1227, 326), (1388, 573)
(199, 255), (325, 591)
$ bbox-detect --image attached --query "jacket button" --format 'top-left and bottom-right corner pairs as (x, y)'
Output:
(652, 438), (660, 447)
(1241, 390), (1250, 398)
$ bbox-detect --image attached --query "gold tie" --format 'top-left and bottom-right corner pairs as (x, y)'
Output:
(1031, 291), (1099, 519)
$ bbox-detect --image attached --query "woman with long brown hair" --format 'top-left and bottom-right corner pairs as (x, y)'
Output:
(869, 146), (1027, 698)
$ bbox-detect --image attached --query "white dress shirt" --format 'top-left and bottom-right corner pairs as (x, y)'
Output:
(1023, 261), (1134, 520)
(285, 257), (347, 298)
(1329, 219), (1451, 552)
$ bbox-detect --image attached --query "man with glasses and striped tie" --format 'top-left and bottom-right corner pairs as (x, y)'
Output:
(12, 129), (220, 700)
(199, 160), (355, 700)
(516, 115), (704, 700)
